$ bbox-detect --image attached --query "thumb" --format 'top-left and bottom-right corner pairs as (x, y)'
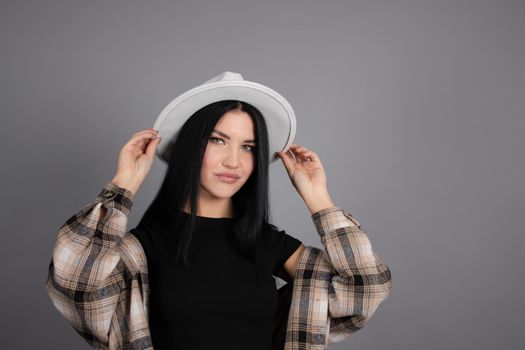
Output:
(145, 136), (161, 158)
(277, 149), (294, 177)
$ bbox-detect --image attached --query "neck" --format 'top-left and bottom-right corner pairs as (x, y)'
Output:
(181, 198), (235, 218)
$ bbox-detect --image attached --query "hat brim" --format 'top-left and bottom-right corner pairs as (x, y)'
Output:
(153, 80), (296, 165)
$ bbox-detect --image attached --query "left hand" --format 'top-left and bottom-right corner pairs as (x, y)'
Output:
(277, 144), (329, 201)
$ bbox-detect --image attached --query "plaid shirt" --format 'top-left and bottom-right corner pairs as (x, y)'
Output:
(46, 181), (392, 349)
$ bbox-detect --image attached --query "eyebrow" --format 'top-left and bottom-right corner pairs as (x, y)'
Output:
(212, 129), (256, 143)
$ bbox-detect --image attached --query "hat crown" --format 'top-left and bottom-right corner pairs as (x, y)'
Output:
(203, 71), (244, 84)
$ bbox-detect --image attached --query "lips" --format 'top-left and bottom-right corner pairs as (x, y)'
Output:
(215, 173), (240, 179)
(215, 173), (240, 183)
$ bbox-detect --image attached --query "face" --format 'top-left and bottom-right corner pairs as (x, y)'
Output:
(198, 109), (256, 204)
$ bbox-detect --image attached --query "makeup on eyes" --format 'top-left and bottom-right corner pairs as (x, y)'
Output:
(210, 137), (255, 152)
(211, 130), (256, 145)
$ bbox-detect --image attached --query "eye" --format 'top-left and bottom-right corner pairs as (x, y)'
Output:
(210, 137), (256, 152)
(209, 137), (224, 144)
(242, 145), (256, 152)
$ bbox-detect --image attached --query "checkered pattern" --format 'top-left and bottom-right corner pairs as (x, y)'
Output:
(45, 181), (391, 349)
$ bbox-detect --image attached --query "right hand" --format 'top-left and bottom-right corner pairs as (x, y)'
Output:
(110, 128), (161, 195)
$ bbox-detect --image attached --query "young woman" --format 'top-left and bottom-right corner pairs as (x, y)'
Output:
(45, 72), (392, 350)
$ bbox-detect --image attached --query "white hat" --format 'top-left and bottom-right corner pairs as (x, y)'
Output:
(153, 71), (297, 165)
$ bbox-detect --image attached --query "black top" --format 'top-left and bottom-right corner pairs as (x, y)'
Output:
(129, 210), (302, 350)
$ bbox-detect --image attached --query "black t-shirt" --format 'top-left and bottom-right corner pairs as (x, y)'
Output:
(129, 210), (302, 350)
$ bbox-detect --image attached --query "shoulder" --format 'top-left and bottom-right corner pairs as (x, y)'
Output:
(260, 222), (303, 275)
(260, 222), (293, 246)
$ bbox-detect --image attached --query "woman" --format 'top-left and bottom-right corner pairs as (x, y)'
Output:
(45, 72), (392, 350)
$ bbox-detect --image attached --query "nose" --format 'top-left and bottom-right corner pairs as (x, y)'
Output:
(222, 147), (240, 168)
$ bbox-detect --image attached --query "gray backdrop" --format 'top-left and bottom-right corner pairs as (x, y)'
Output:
(2, 0), (524, 349)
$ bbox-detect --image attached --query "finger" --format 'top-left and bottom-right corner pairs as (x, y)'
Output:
(127, 132), (159, 147)
(289, 145), (309, 155)
(277, 149), (295, 176)
(291, 146), (318, 163)
(132, 129), (159, 138)
(285, 148), (298, 163)
(145, 135), (161, 157)
(289, 146), (310, 162)
(291, 145), (307, 151)
(133, 128), (157, 135)
(302, 150), (318, 162)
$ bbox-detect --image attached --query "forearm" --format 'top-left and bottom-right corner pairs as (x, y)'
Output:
(311, 206), (392, 324)
(303, 189), (335, 215)
(110, 174), (141, 197)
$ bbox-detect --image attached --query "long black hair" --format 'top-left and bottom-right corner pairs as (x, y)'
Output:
(136, 100), (277, 284)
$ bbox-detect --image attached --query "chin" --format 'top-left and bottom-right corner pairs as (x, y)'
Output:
(201, 184), (241, 199)
(216, 186), (242, 198)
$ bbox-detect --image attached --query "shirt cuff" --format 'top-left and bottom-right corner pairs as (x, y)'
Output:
(311, 206), (362, 237)
(95, 181), (134, 217)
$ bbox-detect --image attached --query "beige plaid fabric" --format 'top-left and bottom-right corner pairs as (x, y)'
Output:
(46, 182), (391, 349)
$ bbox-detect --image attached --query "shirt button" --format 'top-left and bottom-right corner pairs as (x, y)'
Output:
(103, 190), (116, 199)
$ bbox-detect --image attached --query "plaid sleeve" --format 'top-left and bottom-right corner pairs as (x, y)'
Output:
(45, 181), (149, 349)
(311, 206), (392, 343)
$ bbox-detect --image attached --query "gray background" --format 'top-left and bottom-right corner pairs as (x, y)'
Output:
(1, 0), (523, 349)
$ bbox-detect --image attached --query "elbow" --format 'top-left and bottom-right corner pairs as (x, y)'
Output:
(377, 262), (392, 291)
(366, 253), (392, 300)
(328, 264), (392, 320)
(360, 268), (392, 318)
(45, 259), (57, 296)
(370, 262), (393, 305)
